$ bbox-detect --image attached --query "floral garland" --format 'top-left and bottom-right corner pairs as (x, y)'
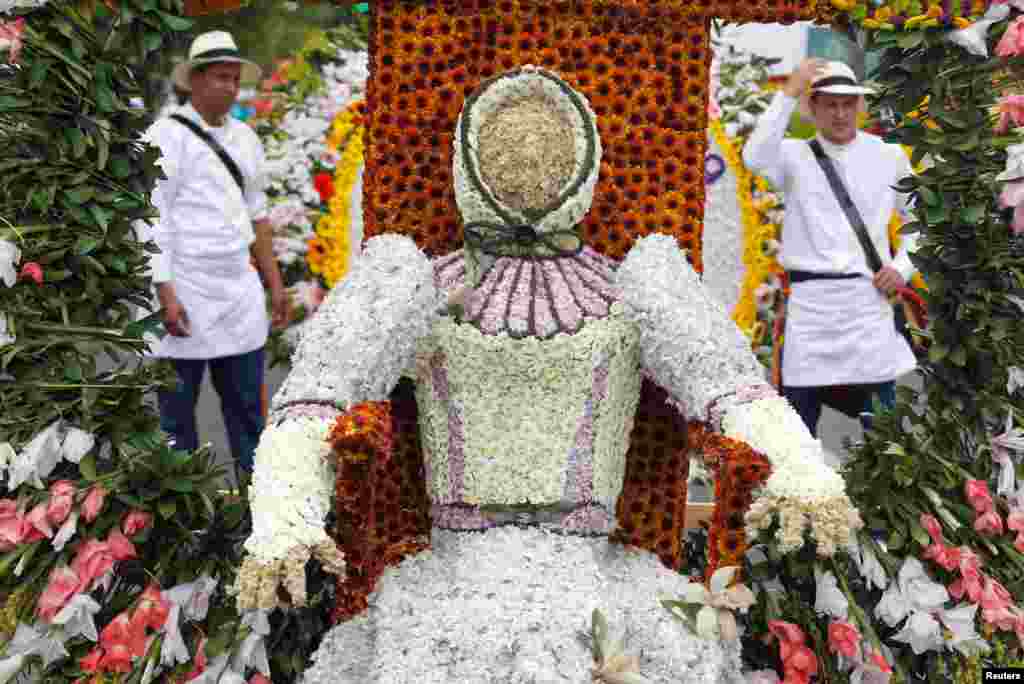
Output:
(834, 0), (988, 30)
(307, 100), (366, 288)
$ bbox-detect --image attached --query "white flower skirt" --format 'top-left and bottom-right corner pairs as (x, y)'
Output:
(302, 527), (741, 684)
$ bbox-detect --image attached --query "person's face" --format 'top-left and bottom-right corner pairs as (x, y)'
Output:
(189, 62), (242, 120)
(810, 93), (860, 145)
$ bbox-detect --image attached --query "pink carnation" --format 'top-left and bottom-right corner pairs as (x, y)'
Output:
(80, 485), (107, 524)
(37, 565), (80, 622)
(997, 17), (1024, 58)
(46, 480), (75, 527)
(974, 509), (1005, 536)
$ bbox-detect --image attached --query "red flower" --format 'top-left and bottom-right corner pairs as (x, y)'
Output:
(18, 262), (42, 285)
(37, 564), (81, 622)
(974, 509), (1005, 536)
(80, 485), (107, 524)
(79, 646), (103, 672)
(98, 643), (133, 673)
(0, 18), (24, 64)
(132, 583), (171, 632)
(100, 611), (147, 658)
(313, 172), (335, 204)
(121, 510), (152, 537)
(249, 675), (272, 684)
(46, 480), (76, 527)
(827, 620), (861, 659)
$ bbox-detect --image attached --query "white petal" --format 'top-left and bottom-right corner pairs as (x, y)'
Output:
(695, 606), (719, 639)
(892, 612), (943, 655)
(51, 511), (78, 553)
(814, 570), (849, 620)
(680, 582), (710, 605)
(60, 428), (95, 464)
(0, 444), (13, 471)
(0, 655), (25, 684)
(0, 240), (20, 289)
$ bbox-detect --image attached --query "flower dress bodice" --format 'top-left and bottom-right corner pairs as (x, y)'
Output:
(419, 247), (641, 535)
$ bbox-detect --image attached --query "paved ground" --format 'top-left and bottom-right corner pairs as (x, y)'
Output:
(196, 359), (876, 496)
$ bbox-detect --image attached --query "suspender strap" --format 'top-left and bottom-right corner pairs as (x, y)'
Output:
(169, 114), (246, 194)
(808, 139), (883, 273)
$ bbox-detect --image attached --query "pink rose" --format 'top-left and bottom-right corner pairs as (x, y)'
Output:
(974, 509), (1005, 536)
(121, 510), (152, 537)
(37, 565), (80, 622)
(79, 485), (107, 524)
(997, 17), (1024, 57)
(46, 480), (76, 527)
(997, 94), (1024, 134)
(827, 620), (861, 659)
(24, 502), (53, 539)
(106, 529), (137, 561)
(71, 539), (116, 593)
(981, 576), (1013, 612)
(965, 479), (994, 513)
(0, 500), (24, 550)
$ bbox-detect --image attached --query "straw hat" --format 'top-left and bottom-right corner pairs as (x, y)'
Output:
(798, 61), (872, 120)
(172, 31), (262, 93)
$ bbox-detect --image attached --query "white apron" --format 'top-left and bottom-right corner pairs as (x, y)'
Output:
(151, 250), (268, 360)
(782, 277), (915, 387)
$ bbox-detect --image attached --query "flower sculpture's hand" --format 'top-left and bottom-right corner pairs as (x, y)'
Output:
(238, 417), (344, 611)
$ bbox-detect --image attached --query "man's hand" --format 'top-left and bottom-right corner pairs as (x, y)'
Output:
(783, 58), (827, 99)
(157, 282), (191, 337)
(271, 284), (289, 330)
(873, 266), (906, 296)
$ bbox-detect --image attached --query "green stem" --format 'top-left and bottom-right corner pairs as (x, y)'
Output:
(0, 224), (65, 241)
(11, 383), (155, 390)
(834, 559), (910, 684)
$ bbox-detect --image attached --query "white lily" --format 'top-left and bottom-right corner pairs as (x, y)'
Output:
(60, 427), (95, 464)
(159, 604), (189, 667)
(939, 603), (989, 657)
(813, 567), (848, 619)
(946, 4), (1010, 58)
(6, 622), (67, 667)
(7, 421), (62, 490)
(892, 611), (943, 655)
(0, 443), (12, 474)
(0, 240), (20, 288)
(668, 566), (755, 641)
(51, 511), (77, 552)
(590, 609), (650, 684)
(1008, 366), (1024, 395)
(849, 540), (888, 592)
(231, 632), (270, 676)
(0, 314), (12, 348)
(51, 593), (100, 641)
(0, 655), (25, 684)
(874, 558), (948, 629)
(991, 410), (1024, 496)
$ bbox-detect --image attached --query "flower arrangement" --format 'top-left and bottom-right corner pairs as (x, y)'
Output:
(834, 0), (988, 30)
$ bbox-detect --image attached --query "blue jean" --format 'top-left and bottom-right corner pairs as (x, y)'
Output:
(158, 347), (265, 472)
(782, 382), (896, 437)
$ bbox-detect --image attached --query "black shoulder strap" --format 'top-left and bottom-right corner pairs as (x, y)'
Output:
(808, 139), (883, 273)
(169, 114), (246, 194)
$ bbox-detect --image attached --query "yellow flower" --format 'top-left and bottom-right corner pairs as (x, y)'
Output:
(875, 6), (892, 21)
(831, 0), (857, 10)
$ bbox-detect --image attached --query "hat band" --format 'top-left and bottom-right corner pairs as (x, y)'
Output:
(191, 47), (242, 62)
(812, 75), (860, 91)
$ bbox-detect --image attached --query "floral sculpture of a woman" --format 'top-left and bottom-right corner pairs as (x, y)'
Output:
(236, 67), (861, 682)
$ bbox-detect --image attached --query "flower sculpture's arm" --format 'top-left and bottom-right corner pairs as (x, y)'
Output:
(238, 235), (441, 610)
(616, 234), (859, 557)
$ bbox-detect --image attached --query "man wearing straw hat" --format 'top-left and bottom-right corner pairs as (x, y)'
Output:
(743, 58), (918, 436)
(137, 31), (288, 483)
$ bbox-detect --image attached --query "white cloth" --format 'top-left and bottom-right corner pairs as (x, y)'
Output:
(136, 103), (270, 360)
(742, 92), (917, 386)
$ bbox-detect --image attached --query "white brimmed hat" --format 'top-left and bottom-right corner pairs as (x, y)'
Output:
(172, 31), (262, 92)
(809, 61), (874, 96)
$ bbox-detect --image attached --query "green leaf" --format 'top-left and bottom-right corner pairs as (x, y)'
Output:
(156, 11), (193, 31)
(64, 186), (94, 205)
(95, 84), (116, 112)
(960, 204), (986, 224)
(157, 498), (177, 519)
(143, 31), (163, 53)
(909, 518), (930, 547)
(109, 156), (131, 179)
(164, 478), (194, 493)
(918, 186), (939, 207)
(65, 128), (87, 160)
(64, 363), (83, 383)
(89, 205), (112, 231)
(75, 236), (101, 256)
(28, 59), (51, 90)
(80, 454), (97, 481)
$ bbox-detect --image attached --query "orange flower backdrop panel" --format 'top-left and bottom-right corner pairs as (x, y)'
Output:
(364, 0), (834, 268)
